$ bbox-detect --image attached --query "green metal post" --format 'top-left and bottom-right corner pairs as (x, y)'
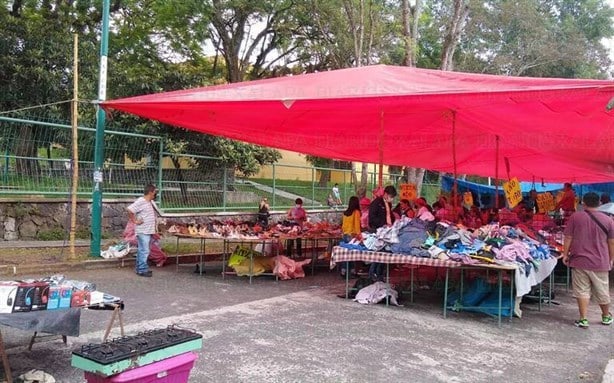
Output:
(90, 0), (110, 257)
(222, 167), (227, 211)
(272, 164), (276, 207)
(3, 148), (8, 184)
(311, 167), (315, 208)
(157, 140), (163, 205)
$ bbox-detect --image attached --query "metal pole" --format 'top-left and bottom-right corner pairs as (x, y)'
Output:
(69, 34), (79, 260)
(495, 136), (500, 210)
(378, 110), (384, 187)
(222, 167), (227, 211)
(157, 139), (163, 204)
(272, 164), (276, 207)
(90, 0), (110, 257)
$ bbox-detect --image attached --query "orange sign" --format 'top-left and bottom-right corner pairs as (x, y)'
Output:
(537, 192), (556, 213)
(503, 177), (523, 209)
(463, 191), (474, 207)
(399, 183), (417, 201)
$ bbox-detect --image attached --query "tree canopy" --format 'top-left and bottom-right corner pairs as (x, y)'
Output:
(1, 0), (612, 177)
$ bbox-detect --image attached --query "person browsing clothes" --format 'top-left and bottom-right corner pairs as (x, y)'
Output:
(340, 196), (362, 277)
(368, 185), (397, 280)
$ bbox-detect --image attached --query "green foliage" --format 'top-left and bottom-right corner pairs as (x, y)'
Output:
(457, 0), (613, 77)
(13, 203), (33, 219)
(37, 227), (66, 241)
(2, 0), (613, 191)
(75, 227), (92, 240)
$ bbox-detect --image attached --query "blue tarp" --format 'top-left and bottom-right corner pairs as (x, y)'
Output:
(441, 176), (613, 208)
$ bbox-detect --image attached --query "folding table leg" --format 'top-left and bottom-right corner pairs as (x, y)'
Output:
(103, 305), (125, 342)
(0, 331), (12, 383)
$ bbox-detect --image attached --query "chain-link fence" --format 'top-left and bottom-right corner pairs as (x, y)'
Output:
(0, 117), (442, 212)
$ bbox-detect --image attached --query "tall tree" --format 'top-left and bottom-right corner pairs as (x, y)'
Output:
(457, 0), (613, 77)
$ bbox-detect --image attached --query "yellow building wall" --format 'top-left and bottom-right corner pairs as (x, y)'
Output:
(254, 149), (387, 182)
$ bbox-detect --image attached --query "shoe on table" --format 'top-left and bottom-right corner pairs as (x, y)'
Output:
(574, 318), (589, 328)
(602, 313), (613, 325)
(137, 270), (153, 277)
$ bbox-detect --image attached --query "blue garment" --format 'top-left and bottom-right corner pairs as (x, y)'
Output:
(338, 242), (368, 251)
(136, 233), (151, 274)
(389, 219), (429, 254)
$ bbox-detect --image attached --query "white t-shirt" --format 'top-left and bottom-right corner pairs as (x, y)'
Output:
(127, 197), (158, 234)
(332, 186), (340, 199)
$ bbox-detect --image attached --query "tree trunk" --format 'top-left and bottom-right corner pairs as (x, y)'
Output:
(441, 0), (470, 71)
(171, 157), (188, 204)
(401, 0), (422, 66)
(14, 125), (39, 176)
(318, 169), (331, 187)
(401, 0), (426, 196)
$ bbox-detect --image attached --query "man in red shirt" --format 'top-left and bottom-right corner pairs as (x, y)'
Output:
(556, 183), (576, 219)
(562, 192), (614, 328)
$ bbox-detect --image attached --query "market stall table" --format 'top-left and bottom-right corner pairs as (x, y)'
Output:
(331, 246), (461, 301)
(222, 237), (280, 284)
(0, 301), (124, 383)
(171, 233), (212, 275)
(279, 234), (341, 275)
(331, 246), (557, 326)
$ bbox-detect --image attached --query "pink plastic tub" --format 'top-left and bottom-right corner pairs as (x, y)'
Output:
(84, 352), (198, 383)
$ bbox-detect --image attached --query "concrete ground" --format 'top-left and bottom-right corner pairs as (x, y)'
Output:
(1, 260), (613, 383)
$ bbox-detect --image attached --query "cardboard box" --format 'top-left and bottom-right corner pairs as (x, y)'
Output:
(0, 282), (18, 314)
(47, 285), (61, 310)
(59, 286), (73, 309)
(13, 282), (37, 312)
(71, 290), (91, 308)
(31, 282), (50, 311)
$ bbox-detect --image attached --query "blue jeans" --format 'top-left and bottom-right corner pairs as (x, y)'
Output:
(136, 233), (151, 274)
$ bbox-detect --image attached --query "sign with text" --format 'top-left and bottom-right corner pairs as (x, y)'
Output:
(463, 191), (474, 207)
(503, 177), (522, 208)
(537, 192), (556, 213)
(399, 183), (417, 202)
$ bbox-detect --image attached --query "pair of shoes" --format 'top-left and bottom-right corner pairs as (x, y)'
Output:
(602, 313), (613, 325)
(156, 261), (165, 267)
(574, 318), (589, 328)
(137, 270), (152, 277)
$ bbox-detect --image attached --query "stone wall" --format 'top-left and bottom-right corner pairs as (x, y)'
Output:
(0, 199), (342, 241)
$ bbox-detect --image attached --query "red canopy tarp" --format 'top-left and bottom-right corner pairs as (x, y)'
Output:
(103, 65), (614, 183)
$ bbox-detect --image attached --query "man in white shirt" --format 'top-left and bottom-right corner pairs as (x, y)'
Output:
(127, 184), (158, 277)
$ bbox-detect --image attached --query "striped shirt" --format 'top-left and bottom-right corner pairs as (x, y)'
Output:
(127, 197), (157, 234)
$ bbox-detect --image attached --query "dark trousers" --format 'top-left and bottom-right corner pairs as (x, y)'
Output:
(369, 262), (385, 281)
(286, 238), (302, 257)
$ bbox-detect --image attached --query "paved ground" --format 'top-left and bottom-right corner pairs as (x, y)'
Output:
(1, 260), (613, 383)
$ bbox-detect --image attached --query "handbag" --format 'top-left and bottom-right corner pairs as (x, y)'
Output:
(585, 210), (609, 235)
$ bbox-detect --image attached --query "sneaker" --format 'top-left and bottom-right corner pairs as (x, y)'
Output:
(137, 270), (152, 277)
(601, 313), (613, 325)
(574, 318), (589, 328)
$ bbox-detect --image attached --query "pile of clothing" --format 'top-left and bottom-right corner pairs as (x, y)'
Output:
(339, 216), (555, 270)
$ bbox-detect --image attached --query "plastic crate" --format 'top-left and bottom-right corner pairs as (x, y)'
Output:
(84, 352), (198, 383)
